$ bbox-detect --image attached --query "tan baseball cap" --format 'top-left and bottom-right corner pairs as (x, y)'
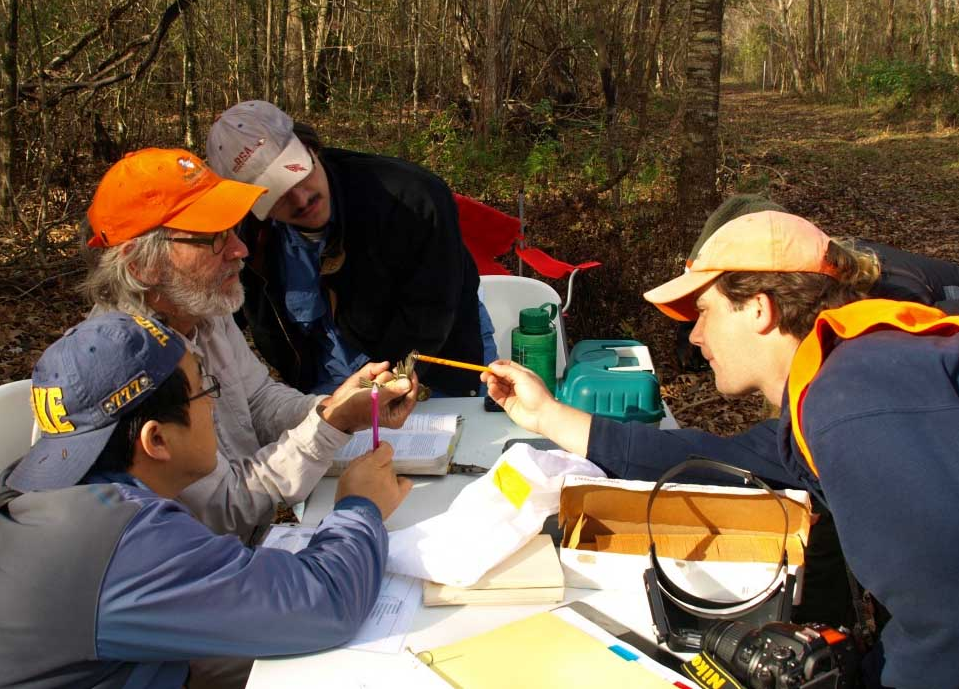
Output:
(206, 101), (314, 220)
(644, 211), (836, 321)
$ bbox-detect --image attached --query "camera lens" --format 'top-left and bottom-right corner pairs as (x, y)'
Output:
(703, 621), (754, 674)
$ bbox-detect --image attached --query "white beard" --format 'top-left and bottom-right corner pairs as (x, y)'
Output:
(159, 262), (245, 319)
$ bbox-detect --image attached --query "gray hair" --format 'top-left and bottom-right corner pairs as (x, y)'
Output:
(78, 220), (172, 316)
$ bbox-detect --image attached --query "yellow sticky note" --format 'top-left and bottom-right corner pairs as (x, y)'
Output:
(493, 462), (531, 510)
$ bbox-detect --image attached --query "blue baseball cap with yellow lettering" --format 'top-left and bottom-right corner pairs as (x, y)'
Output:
(6, 312), (186, 492)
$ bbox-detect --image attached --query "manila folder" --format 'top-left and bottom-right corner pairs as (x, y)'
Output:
(416, 611), (673, 688)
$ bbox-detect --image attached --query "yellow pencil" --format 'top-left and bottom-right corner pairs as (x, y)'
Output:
(412, 353), (492, 373)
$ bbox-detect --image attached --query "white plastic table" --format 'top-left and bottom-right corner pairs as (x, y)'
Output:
(246, 397), (679, 688)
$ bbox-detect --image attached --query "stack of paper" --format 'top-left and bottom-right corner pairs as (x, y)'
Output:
(422, 534), (564, 606)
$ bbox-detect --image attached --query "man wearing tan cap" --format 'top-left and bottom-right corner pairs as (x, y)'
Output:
(81, 149), (417, 543)
(482, 210), (959, 689)
(206, 101), (496, 398)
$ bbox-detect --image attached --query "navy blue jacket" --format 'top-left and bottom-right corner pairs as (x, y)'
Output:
(587, 322), (959, 689)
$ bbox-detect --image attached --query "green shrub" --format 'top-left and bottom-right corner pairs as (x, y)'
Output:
(850, 60), (959, 110)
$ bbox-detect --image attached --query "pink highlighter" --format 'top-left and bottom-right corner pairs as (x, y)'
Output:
(371, 383), (380, 449)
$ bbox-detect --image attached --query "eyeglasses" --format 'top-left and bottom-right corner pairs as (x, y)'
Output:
(188, 374), (221, 402)
(163, 229), (231, 255)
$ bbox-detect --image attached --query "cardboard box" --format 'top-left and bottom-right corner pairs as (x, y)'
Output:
(558, 475), (812, 603)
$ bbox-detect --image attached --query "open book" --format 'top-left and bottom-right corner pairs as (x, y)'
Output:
(326, 413), (463, 476)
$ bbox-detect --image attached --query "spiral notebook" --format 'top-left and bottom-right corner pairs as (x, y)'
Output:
(326, 413), (463, 476)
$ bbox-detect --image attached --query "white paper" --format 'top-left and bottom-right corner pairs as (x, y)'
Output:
(351, 651), (451, 688)
(260, 526), (421, 655)
(347, 573), (422, 654)
(387, 443), (606, 586)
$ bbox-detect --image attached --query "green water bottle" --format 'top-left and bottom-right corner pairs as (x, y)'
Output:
(511, 303), (559, 394)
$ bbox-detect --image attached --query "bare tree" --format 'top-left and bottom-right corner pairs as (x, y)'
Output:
(677, 0), (724, 236)
(886, 0), (897, 59)
(182, 2), (199, 149)
(0, 0), (19, 221)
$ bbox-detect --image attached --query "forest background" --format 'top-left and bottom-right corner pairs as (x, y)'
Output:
(1, 0), (958, 432)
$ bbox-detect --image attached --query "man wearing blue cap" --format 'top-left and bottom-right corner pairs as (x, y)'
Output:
(0, 313), (411, 687)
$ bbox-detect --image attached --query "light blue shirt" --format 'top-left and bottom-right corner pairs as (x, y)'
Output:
(276, 221), (368, 393)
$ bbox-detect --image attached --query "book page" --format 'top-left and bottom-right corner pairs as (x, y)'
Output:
(335, 428), (453, 463)
(394, 413), (460, 433)
(334, 413), (459, 464)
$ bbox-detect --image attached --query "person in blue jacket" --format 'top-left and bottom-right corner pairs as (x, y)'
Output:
(482, 211), (959, 689)
(0, 312), (413, 688)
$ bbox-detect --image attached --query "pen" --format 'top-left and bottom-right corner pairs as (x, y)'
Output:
(371, 383), (380, 449)
(412, 353), (492, 373)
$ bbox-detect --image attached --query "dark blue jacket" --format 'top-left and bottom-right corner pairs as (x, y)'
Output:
(238, 146), (484, 396)
(587, 309), (959, 689)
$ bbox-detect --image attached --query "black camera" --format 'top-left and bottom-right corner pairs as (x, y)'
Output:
(701, 620), (858, 689)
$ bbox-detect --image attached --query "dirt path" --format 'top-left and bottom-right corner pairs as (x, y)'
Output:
(720, 86), (959, 258)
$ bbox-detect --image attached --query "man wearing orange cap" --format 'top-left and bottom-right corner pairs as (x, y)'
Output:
(482, 210), (959, 688)
(81, 148), (418, 544)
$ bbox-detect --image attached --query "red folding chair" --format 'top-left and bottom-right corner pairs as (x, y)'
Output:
(454, 193), (601, 312)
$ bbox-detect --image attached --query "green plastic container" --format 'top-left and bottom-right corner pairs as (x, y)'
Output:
(556, 339), (664, 423)
(511, 303), (558, 393)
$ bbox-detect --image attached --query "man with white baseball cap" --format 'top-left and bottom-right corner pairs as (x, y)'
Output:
(206, 101), (497, 397)
(0, 312), (411, 688)
(481, 210), (959, 688)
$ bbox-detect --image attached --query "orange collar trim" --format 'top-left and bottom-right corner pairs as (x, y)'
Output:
(788, 299), (959, 477)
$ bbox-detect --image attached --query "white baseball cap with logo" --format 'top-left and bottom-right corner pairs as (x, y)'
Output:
(206, 100), (314, 220)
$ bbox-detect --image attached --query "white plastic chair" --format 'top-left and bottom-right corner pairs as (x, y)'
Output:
(0, 379), (36, 472)
(479, 274), (568, 379)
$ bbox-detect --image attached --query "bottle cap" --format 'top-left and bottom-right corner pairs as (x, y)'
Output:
(519, 306), (553, 334)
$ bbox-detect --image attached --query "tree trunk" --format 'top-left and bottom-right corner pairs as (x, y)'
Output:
(805, 0), (817, 89)
(454, 0), (479, 124)
(677, 0), (724, 237)
(181, 2), (199, 149)
(231, 0), (241, 101)
(275, 0), (290, 108)
(309, 0), (333, 106)
(928, 0), (943, 70)
(885, 0), (896, 60)
(265, 0), (274, 100)
(776, 0), (806, 93)
(478, 0), (502, 139)
(246, 0), (263, 97)
(0, 0), (19, 222)
(589, 2), (619, 206)
(299, 0), (312, 112)
(412, 0), (421, 124)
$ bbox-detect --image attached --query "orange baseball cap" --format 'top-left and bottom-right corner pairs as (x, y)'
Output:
(86, 148), (267, 248)
(643, 211), (836, 321)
